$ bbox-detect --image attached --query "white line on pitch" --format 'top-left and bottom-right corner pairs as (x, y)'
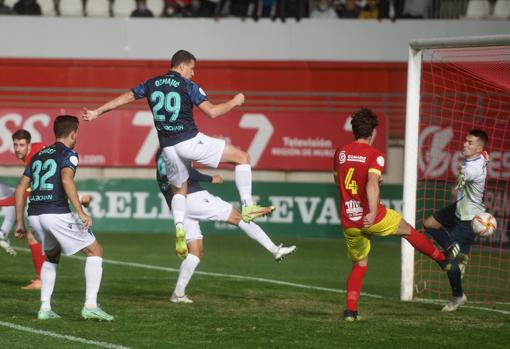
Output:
(12, 247), (510, 314)
(0, 321), (131, 349)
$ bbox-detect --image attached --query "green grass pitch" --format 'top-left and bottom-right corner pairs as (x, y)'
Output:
(0, 232), (508, 349)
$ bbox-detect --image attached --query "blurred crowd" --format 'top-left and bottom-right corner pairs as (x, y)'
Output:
(1, 0), (508, 20)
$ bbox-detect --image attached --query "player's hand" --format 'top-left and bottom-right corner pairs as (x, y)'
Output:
(14, 223), (26, 239)
(212, 175), (224, 184)
(79, 212), (93, 229)
(363, 212), (377, 228)
(80, 194), (93, 208)
(82, 107), (99, 121)
(233, 93), (245, 106)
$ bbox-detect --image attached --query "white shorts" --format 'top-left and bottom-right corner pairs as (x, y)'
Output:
(162, 132), (226, 188)
(184, 190), (233, 241)
(28, 213), (96, 256)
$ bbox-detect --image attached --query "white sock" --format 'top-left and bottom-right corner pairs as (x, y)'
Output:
(40, 261), (58, 311)
(238, 220), (278, 254)
(174, 254), (200, 297)
(171, 194), (186, 226)
(85, 256), (103, 309)
(235, 164), (254, 206)
(0, 206), (15, 238)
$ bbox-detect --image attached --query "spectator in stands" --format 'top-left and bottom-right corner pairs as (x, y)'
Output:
(311, 0), (337, 18)
(273, 0), (308, 21)
(162, 0), (193, 17)
(13, 0), (42, 15)
(359, 0), (380, 19)
(195, 0), (219, 17)
(131, 0), (154, 17)
(261, 0), (274, 17)
(335, 0), (361, 18)
(0, 0), (14, 14)
(400, 0), (432, 18)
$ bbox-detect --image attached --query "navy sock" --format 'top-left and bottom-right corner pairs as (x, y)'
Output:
(446, 260), (463, 297)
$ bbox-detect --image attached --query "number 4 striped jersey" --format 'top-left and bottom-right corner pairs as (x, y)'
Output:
(333, 142), (387, 229)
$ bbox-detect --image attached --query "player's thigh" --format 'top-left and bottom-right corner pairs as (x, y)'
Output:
(175, 132), (226, 168)
(432, 204), (457, 231)
(219, 142), (249, 165)
(187, 238), (203, 259)
(28, 215), (58, 253)
(39, 213), (96, 256)
(161, 146), (190, 188)
(343, 228), (371, 262)
(186, 191), (233, 222)
(451, 220), (476, 254)
(184, 218), (203, 242)
(367, 209), (402, 237)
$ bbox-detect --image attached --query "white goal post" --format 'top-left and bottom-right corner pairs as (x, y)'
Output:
(401, 34), (510, 301)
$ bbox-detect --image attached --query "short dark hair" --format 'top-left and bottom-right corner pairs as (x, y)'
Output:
(351, 108), (378, 139)
(12, 129), (31, 143)
(468, 129), (488, 146)
(54, 115), (79, 138)
(171, 50), (196, 68)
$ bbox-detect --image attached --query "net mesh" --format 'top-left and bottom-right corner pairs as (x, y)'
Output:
(414, 45), (510, 303)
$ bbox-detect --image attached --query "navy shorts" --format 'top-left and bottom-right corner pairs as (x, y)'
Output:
(433, 204), (475, 254)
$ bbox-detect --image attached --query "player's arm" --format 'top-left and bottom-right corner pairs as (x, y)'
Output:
(62, 168), (92, 229)
(82, 91), (136, 121)
(363, 172), (380, 227)
(14, 176), (31, 238)
(188, 167), (214, 183)
(198, 93), (245, 119)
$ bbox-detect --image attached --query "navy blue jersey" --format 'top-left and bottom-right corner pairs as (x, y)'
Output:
(132, 71), (207, 147)
(23, 142), (78, 216)
(156, 150), (212, 207)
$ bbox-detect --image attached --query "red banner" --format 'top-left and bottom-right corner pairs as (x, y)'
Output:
(0, 108), (387, 171)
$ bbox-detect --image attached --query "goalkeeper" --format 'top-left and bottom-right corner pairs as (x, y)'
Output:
(423, 129), (489, 312)
(156, 149), (296, 303)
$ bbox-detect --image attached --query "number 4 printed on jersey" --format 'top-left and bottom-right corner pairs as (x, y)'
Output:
(344, 168), (358, 195)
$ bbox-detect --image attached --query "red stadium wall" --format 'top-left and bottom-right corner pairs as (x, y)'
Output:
(0, 58), (407, 170)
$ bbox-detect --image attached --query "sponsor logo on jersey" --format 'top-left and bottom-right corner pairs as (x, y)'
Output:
(347, 154), (366, 163)
(339, 151), (346, 164)
(345, 199), (363, 221)
(377, 156), (385, 167)
(69, 155), (79, 166)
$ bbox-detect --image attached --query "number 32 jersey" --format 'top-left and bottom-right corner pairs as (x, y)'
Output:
(334, 142), (386, 229)
(23, 142), (79, 216)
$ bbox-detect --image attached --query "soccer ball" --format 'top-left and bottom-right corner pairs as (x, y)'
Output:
(471, 212), (497, 238)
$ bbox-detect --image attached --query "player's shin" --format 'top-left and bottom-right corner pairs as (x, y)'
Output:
(30, 242), (46, 279)
(40, 261), (58, 311)
(238, 220), (278, 254)
(445, 260), (464, 298)
(405, 228), (446, 264)
(174, 253), (200, 297)
(235, 164), (254, 207)
(346, 265), (367, 311)
(84, 256), (103, 308)
(425, 228), (450, 250)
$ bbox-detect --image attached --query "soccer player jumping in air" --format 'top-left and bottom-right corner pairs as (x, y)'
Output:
(333, 108), (451, 321)
(82, 50), (274, 259)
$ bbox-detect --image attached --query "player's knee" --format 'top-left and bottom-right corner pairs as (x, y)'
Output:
(239, 151), (250, 165)
(45, 247), (61, 264)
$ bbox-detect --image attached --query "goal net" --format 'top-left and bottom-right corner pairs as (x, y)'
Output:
(402, 35), (510, 304)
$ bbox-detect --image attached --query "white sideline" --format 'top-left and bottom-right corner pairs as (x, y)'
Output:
(0, 321), (131, 349)
(12, 247), (510, 315)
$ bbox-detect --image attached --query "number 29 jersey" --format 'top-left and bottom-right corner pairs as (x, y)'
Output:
(334, 142), (386, 229)
(23, 142), (79, 216)
(132, 71), (208, 148)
